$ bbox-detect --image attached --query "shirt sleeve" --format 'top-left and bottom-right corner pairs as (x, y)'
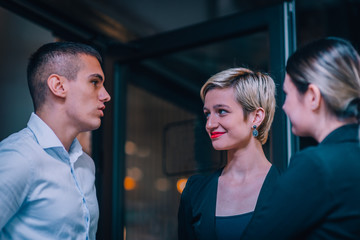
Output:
(0, 150), (32, 229)
(178, 176), (197, 240)
(241, 151), (332, 240)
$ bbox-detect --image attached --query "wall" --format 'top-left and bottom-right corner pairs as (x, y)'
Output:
(0, 6), (54, 141)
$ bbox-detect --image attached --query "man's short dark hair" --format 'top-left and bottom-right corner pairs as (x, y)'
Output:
(27, 41), (102, 111)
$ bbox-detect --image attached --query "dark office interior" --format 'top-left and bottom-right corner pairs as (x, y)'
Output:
(1, 0), (360, 239)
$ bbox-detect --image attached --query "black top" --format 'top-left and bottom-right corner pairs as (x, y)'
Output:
(216, 212), (254, 239)
(241, 124), (360, 240)
(178, 165), (280, 240)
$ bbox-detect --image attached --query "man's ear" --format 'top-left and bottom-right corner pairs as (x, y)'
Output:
(306, 83), (322, 110)
(47, 74), (67, 98)
(252, 107), (265, 127)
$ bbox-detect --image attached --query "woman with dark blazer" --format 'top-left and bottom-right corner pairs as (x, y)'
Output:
(241, 37), (360, 239)
(178, 67), (280, 240)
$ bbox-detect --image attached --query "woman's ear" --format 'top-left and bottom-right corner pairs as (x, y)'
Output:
(307, 83), (322, 110)
(252, 107), (265, 127)
(47, 74), (67, 98)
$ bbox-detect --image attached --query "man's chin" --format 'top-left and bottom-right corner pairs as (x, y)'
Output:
(83, 120), (102, 132)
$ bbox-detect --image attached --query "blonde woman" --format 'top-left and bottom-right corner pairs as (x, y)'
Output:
(242, 37), (360, 239)
(178, 67), (279, 240)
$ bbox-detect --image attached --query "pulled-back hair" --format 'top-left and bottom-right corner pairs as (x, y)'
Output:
(286, 37), (360, 122)
(27, 41), (102, 111)
(200, 67), (276, 145)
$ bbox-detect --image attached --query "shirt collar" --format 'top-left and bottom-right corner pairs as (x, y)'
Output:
(68, 138), (84, 164)
(320, 123), (359, 145)
(27, 113), (63, 149)
(27, 113), (84, 162)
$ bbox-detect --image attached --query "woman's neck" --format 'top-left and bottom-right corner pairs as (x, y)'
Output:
(223, 142), (271, 177)
(313, 114), (357, 142)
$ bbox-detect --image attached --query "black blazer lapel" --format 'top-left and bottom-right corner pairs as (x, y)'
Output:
(192, 169), (222, 240)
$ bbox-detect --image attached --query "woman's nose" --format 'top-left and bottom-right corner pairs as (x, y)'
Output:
(206, 115), (218, 129)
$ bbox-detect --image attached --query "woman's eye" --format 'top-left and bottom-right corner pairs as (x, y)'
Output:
(91, 80), (99, 86)
(219, 109), (227, 115)
(204, 112), (210, 118)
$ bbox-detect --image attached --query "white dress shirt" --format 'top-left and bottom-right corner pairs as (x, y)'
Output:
(0, 113), (99, 239)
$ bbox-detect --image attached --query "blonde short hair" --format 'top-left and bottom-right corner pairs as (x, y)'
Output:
(200, 67), (276, 144)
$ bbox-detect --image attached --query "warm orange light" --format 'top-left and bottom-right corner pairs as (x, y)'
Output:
(124, 176), (136, 191)
(177, 178), (188, 194)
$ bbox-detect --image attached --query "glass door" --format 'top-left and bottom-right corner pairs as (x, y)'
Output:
(111, 1), (296, 239)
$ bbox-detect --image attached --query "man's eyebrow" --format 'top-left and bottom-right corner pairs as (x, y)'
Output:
(90, 73), (104, 81)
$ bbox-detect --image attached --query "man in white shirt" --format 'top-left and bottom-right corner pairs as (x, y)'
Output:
(0, 42), (111, 239)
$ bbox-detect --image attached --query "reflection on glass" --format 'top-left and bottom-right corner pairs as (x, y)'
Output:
(141, 31), (270, 94)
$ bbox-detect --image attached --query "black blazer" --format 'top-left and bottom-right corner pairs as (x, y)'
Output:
(241, 124), (360, 240)
(178, 165), (280, 240)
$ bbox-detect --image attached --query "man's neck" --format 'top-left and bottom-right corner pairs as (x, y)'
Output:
(36, 110), (77, 152)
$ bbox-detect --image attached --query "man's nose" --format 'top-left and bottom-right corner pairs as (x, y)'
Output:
(100, 87), (111, 102)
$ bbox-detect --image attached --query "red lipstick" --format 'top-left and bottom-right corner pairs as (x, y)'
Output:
(210, 132), (225, 139)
